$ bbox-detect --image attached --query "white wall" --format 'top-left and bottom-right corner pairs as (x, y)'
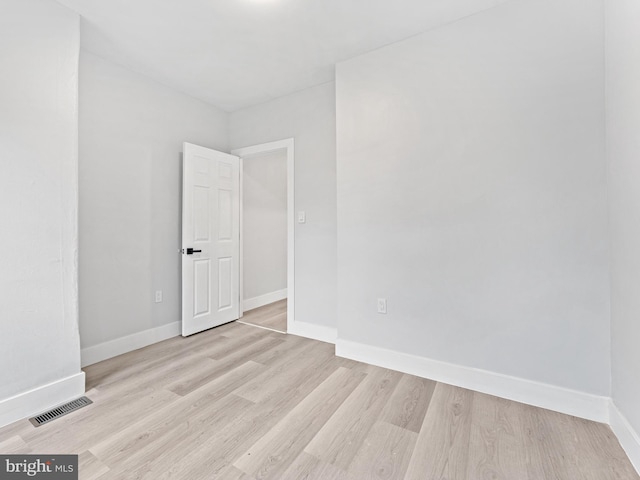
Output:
(0, 0), (84, 423)
(230, 83), (337, 330)
(336, 0), (610, 396)
(243, 150), (288, 302)
(79, 52), (229, 352)
(606, 0), (640, 450)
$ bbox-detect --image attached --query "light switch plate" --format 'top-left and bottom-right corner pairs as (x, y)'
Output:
(377, 298), (387, 314)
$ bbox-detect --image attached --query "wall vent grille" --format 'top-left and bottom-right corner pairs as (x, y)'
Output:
(29, 396), (93, 427)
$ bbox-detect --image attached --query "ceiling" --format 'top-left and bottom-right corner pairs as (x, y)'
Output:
(56, 0), (509, 112)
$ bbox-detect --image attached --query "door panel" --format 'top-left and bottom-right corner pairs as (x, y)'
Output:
(182, 143), (240, 336)
(193, 259), (210, 316)
(218, 257), (232, 309)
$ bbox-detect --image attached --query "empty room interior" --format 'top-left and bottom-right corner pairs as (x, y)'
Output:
(2, 0), (640, 478)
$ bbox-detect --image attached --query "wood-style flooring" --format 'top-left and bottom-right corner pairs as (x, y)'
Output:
(0, 313), (637, 479)
(239, 299), (287, 333)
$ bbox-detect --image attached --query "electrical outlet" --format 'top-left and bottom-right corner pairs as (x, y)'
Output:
(377, 298), (387, 314)
(155, 290), (163, 303)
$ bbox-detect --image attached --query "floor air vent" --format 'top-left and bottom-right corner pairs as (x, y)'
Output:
(29, 396), (93, 427)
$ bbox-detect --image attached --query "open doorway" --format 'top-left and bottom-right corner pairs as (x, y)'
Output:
(232, 139), (294, 334)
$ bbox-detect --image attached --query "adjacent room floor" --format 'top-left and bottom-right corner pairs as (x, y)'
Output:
(239, 299), (287, 333)
(0, 318), (637, 479)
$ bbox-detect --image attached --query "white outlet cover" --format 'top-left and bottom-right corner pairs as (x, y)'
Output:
(377, 298), (387, 314)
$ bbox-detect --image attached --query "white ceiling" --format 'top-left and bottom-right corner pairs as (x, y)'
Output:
(57, 0), (509, 112)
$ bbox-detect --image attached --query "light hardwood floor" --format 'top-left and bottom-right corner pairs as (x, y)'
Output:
(0, 319), (637, 480)
(240, 299), (287, 333)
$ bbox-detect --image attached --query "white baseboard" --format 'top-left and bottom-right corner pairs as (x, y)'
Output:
(336, 339), (609, 423)
(81, 322), (180, 367)
(0, 372), (85, 429)
(610, 402), (640, 475)
(243, 289), (287, 312)
(289, 321), (337, 344)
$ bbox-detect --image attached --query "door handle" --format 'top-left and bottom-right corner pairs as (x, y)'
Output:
(185, 248), (202, 255)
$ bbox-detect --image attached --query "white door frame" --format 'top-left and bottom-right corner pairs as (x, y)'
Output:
(231, 138), (295, 331)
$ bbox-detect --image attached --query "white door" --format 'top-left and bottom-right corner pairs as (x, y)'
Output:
(182, 143), (240, 336)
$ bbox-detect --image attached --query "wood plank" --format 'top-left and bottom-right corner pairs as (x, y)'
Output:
(213, 321), (267, 338)
(23, 386), (180, 453)
(208, 329), (280, 361)
(244, 299), (286, 317)
(241, 300), (288, 332)
(96, 394), (254, 479)
(78, 450), (110, 480)
(404, 383), (474, 480)
(563, 415), (640, 480)
(232, 339), (334, 403)
(0, 435), (31, 454)
(304, 367), (402, 470)
(345, 421), (417, 480)
(380, 373), (436, 433)
(83, 332), (228, 390)
(166, 335), (282, 396)
(593, 423), (640, 479)
(248, 333), (309, 366)
(259, 312), (287, 332)
(279, 452), (347, 480)
(465, 391), (529, 480)
(87, 353), (219, 400)
(520, 405), (578, 480)
(215, 465), (257, 480)
(233, 367), (366, 479)
(0, 419), (33, 441)
(149, 356), (345, 478)
(90, 361), (263, 466)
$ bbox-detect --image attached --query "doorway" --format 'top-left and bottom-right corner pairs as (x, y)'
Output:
(232, 139), (295, 334)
